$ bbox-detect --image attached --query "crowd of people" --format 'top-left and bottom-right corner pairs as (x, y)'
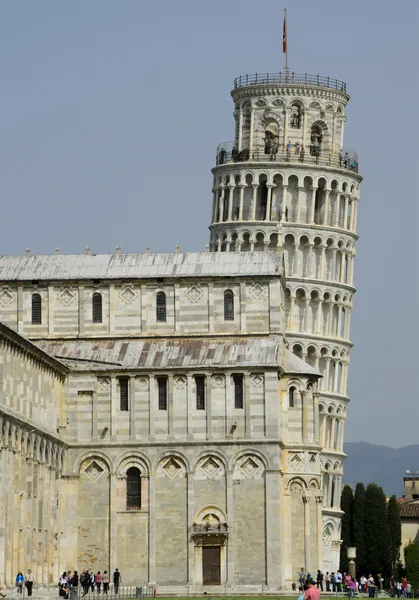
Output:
(298, 568), (413, 598)
(58, 569), (122, 597)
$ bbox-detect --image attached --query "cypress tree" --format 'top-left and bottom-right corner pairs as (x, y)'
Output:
(364, 483), (390, 576)
(353, 482), (366, 576)
(388, 495), (402, 575)
(404, 543), (419, 590)
(340, 484), (353, 572)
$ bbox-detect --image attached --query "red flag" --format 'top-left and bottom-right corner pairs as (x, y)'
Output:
(283, 15), (287, 54)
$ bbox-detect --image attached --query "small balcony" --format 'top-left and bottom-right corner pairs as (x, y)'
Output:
(233, 72), (347, 93)
(215, 141), (359, 174)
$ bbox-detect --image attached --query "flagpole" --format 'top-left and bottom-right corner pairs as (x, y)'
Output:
(284, 8), (288, 74)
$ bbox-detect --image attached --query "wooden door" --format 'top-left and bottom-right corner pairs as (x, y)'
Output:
(202, 546), (221, 585)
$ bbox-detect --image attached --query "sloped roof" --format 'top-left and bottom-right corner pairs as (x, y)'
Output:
(34, 336), (320, 376)
(401, 502), (419, 519)
(0, 251), (282, 281)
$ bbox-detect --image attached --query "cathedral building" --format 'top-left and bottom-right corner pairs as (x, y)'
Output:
(0, 70), (362, 591)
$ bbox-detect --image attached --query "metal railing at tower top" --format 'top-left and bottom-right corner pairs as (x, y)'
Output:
(215, 144), (359, 173)
(233, 72), (347, 92)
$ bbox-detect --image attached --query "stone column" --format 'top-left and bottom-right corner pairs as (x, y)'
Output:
(302, 108), (308, 148)
(316, 300), (323, 334)
(323, 189), (331, 226)
(313, 393), (320, 442)
(244, 373), (251, 438)
(187, 471), (195, 584)
(283, 108), (290, 151)
(316, 497), (324, 567)
(238, 108), (243, 151)
(333, 363), (339, 393)
(219, 187), (225, 222)
(296, 186), (304, 222)
(340, 253), (346, 283)
(325, 359), (331, 394)
(187, 374), (194, 440)
(168, 374), (174, 438)
(304, 297), (310, 331)
(265, 470), (282, 589)
(281, 185), (288, 221)
(288, 294), (296, 330)
(301, 391), (308, 443)
(320, 245), (326, 279)
(238, 185), (245, 221)
(239, 282), (246, 333)
(303, 496), (311, 573)
(211, 189), (217, 223)
(334, 197), (341, 227)
(249, 106), (255, 152)
(17, 285), (24, 334)
(228, 186), (234, 221)
(226, 470), (234, 585)
(148, 473), (156, 585)
(266, 185), (273, 221)
(349, 253), (355, 286)
(344, 194), (350, 229)
(206, 374), (212, 440)
(251, 184), (258, 220)
(332, 249), (337, 282)
(310, 187), (317, 224)
(78, 285), (85, 335)
(149, 376), (155, 439)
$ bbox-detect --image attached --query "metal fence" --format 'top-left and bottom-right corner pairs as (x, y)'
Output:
(233, 72), (347, 92)
(66, 586), (155, 600)
(215, 148), (359, 173)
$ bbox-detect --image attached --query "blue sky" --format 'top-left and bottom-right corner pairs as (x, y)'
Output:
(0, 0), (417, 446)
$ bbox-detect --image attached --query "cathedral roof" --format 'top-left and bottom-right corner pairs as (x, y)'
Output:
(0, 251), (282, 281)
(34, 337), (319, 376)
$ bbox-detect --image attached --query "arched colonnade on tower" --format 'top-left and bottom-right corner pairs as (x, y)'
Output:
(289, 340), (350, 396)
(211, 171), (360, 233)
(284, 285), (353, 341)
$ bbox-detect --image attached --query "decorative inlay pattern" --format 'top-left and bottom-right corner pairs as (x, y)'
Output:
(211, 375), (225, 389)
(119, 286), (137, 305)
(185, 285), (203, 303)
(239, 456), (260, 478)
(0, 288), (14, 307)
(85, 461), (105, 482)
(97, 377), (111, 391)
(201, 457), (221, 479)
(58, 288), (75, 306)
(249, 283), (265, 299)
(135, 377), (149, 391)
(162, 457), (182, 479)
(289, 453), (303, 471)
(251, 374), (264, 387)
(174, 375), (187, 390)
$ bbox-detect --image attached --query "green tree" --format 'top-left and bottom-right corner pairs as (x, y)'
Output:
(364, 483), (390, 576)
(404, 543), (419, 591)
(388, 495), (402, 575)
(353, 482), (366, 576)
(340, 484), (353, 572)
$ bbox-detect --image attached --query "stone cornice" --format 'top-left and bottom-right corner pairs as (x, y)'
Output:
(0, 406), (66, 447)
(0, 322), (69, 376)
(231, 84), (349, 105)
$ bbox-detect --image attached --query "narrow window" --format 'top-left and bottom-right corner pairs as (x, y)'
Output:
(31, 293), (42, 324)
(224, 290), (234, 321)
(289, 386), (296, 408)
(233, 374), (244, 409)
(92, 292), (102, 323)
(119, 377), (129, 411)
(156, 291), (167, 322)
(157, 377), (167, 410)
(195, 375), (206, 410)
(126, 467), (141, 510)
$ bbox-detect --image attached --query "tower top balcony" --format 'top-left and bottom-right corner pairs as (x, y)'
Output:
(233, 72), (347, 93)
(215, 141), (359, 174)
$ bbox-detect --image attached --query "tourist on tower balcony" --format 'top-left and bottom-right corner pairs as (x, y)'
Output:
(304, 578), (321, 600)
(25, 570), (34, 597)
(15, 573), (24, 595)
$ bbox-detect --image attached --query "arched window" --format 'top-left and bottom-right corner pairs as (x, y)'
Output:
(224, 290), (234, 321)
(156, 291), (166, 322)
(126, 467), (141, 510)
(289, 386), (296, 408)
(31, 294), (42, 324)
(290, 104), (302, 129)
(92, 292), (102, 323)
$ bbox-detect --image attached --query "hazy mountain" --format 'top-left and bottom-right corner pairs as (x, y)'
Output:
(343, 442), (419, 496)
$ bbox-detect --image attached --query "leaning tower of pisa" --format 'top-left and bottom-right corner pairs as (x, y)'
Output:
(209, 71), (362, 571)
